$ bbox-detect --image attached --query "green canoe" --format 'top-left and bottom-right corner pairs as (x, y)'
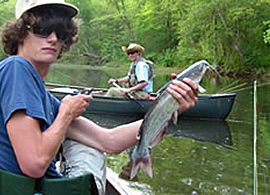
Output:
(47, 83), (236, 120)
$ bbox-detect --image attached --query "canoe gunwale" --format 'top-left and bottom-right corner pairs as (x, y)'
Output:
(47, 85), (236, 120)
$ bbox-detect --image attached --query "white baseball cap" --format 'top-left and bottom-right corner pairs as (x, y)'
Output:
(15, 0), (79, 19)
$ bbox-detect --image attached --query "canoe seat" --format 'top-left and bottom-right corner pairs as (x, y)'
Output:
(0, 169), (98, 195)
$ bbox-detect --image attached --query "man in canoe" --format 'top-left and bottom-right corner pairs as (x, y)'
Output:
(0, 0), (198, 194)
(107, 43), (154, 99)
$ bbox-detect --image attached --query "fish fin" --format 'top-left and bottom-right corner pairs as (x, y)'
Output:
(130, 148), (153, 179)
(149, 125), (168, 148)
(136, 133), (141, 140)
(172, 111), (178, 125)
(198, 84), (206, 93)
(136, 127), (143, 140)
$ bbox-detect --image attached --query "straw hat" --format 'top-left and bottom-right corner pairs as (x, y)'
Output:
(122, 43), (145, 56)
(15, 0), (79, 19)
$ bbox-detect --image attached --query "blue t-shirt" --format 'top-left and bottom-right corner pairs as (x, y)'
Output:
(128, 57), (153, 93)
(0, 56), (61, 178)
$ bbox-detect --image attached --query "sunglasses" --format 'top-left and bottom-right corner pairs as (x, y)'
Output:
(26, 24), (69, 41)
(127, 50), (138, 55)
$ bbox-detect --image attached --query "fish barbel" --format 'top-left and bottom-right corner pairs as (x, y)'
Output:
(130, 60), (218, 179)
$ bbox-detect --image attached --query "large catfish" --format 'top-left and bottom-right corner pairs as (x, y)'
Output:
(130, 60), (218, 179)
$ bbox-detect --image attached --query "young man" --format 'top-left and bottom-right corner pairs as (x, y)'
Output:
(107, 43), (153, 99)
(0, 0), (198, 194)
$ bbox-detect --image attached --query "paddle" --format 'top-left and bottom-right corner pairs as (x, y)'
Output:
(112, 82), (136, 100)
(112, 82), (145, 108)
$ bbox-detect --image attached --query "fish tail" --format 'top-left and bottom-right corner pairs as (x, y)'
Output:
(130, 148), (152, 179)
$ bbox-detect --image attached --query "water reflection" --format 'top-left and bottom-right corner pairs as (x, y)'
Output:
(168, 119), (233, 147)
(84, 113), (233, 148)
(82, 113), (140, 127)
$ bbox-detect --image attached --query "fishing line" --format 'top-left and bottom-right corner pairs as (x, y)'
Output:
(217, 80), (242, 93)
(51, 68), (88, 86)
(218, 82), (247, 94)
(228, 81), (270, 93)
(253, 80), (258, 195)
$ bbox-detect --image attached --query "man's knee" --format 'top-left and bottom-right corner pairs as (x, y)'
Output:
(105, 87), (124, 97)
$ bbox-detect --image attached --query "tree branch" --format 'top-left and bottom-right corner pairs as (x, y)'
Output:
(216, 5), (245, 63)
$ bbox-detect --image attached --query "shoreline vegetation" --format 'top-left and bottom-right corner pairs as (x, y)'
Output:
(1, 1), (270, 76)
(48, 63), (269, 99)
(51, 63), (270, 80)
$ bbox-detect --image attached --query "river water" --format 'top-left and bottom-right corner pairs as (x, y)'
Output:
(47, 65), (270, 195)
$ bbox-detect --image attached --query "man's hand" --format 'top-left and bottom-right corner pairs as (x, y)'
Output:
(108, 78), (117, 84)
(167, 78), (198, 114)
(60, 94), (92, 120)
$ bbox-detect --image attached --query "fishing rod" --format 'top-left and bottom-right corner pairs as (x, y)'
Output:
(49, 69), (108, 94)
(46, 82), (108, 93)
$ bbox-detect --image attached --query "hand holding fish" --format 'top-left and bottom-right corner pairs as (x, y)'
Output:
(167, 78), (198, 114)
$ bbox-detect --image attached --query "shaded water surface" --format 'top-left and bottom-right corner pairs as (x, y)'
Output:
(47, 65), (270, 195)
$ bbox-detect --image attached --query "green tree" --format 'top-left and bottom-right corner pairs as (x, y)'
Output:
(264, 21), (270, 44)
(0, 0), (270, 74)
(173, 0), (270, 73)
(0, 0), (15, 60)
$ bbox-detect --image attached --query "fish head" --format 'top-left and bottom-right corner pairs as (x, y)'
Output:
(179, 60), (220, 84)
(177, 60), (208, 84)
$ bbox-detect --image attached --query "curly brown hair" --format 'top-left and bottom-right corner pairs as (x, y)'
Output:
(1, 5), (81, 59)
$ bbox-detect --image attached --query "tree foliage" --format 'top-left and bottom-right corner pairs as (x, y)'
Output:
(0, 0), (270, 74)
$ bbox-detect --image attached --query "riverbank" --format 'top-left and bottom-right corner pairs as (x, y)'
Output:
(52, 63), (270, 80)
